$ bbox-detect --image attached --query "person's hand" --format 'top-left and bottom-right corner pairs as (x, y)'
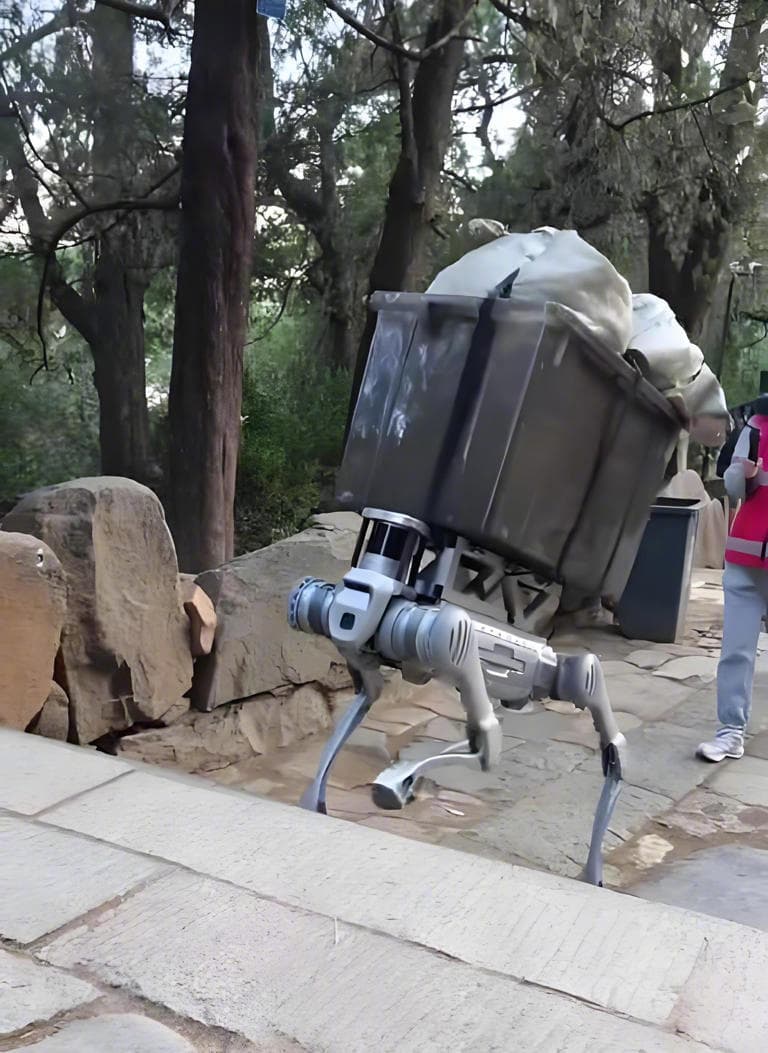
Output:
(745, 457), (763, 479)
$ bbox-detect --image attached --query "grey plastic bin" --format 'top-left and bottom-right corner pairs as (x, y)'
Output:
(615, 498), (702, 644)
(337, 291), (681, 598)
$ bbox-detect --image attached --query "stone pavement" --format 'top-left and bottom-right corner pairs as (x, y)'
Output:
(2, 726), (768, 1051)
(203, 569), (768, 930)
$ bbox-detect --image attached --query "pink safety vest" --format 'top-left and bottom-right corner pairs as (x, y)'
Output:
(726, 414), (768, 569)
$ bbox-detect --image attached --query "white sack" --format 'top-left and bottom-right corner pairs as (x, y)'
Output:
(427, 227), (633, 355)
(629, 294), (729, 445)
(629, 294), (699, 388)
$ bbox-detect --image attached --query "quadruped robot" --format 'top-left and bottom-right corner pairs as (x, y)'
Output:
(288, 509), (625, 886)
(286, 290), (681, 886)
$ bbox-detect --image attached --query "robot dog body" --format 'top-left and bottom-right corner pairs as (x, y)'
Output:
(289, 509), (626, 886)
(285, 287), (686, 886)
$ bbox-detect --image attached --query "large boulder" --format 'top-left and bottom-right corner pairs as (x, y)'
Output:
(29, 681), (70, 740)
(0, 533), (66, 731)
(2, 478), (193, 743)
(192, 512), (360, 711)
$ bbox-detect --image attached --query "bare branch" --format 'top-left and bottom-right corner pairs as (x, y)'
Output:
(35, 183), (180, 370)
(486, 0), (551, 36)
(443, 167), (477, 192)
(93, 0), (177, 28)
(247, 276), (296, 344)
(322, 0), (419, 59)
(9, 89), (89, 208)
(321, 0), (477, 62)
(604, 78), (751, 132)
(0, 7), (72, 63)
(453, 85), (530, 114)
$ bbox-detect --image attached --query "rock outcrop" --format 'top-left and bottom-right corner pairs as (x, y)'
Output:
(179, 576), (217, 657)
(2, 478), (193, 744)
(117, 682), (347, 772)
(0, 533), (66, 731)
(191, 513), (359, 711)
(29, 682), (70, 740)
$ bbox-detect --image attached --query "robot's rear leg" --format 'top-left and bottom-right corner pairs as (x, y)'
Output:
(553, 653), (627, 887)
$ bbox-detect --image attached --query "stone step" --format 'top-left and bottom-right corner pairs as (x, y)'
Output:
(2, 728), (767, 1051)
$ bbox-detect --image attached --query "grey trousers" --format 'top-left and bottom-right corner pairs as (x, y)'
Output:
(717, 562), (768, 729)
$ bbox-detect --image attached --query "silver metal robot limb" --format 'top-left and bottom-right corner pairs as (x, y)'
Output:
(553, 654), (627, 886)
(372, 649), (625, 887)
(299, 659), (384, 814)
(288, 552), (626, 884)
(375, 598), (503, 771)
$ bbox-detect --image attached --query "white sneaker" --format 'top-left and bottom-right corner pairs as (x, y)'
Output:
(696, 727), (745, 762)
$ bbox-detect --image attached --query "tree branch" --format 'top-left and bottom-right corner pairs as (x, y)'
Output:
(35, 174), (181, 369)
(453, 85), (529, 113)
(321, 0), (477, 62)
(486, 0), (551, 36)
(93, 0), (178, 29)
(604, 78), (751, 131)
(0, 7), (73, 63)
(322, 0), (419, 59)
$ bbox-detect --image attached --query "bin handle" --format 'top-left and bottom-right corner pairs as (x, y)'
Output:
(368, 291), (482, 320)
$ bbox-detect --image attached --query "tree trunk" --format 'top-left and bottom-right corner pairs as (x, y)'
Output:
(646, 188), (732, 340)
(87, 6), (153, 481)
(168, 1), (266, 572)
(91, 242), (152, 478)
(347, 0), (472, 429)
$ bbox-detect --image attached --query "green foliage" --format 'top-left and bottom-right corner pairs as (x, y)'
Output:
(0, 344), (99, 503)
(0, 257), (100, 502)
(143, 269), (175, 397)
(720, 319), (768, 407)
(236, 305), (350, 552)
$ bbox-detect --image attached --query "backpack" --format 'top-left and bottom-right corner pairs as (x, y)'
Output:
(716, 395), (768, 477)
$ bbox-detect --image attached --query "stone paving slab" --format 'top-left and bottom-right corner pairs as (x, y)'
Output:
(37, 870), (711, 1053)
(631, 843), (768, 930)
(39, 765), (749, 1029)
(0, 731), (130, 816)
(499, 707), (605, 748)
(707, 755), (768, 807)
(745, 730), (768, 759)
(10, 1014), (196, 1053)
(0, 816), (167, 944)
(602, 672), (693, 721)
(0, 948), (97, 1037)
(455, 770), (672, 878)
(619, 721), (714, 800)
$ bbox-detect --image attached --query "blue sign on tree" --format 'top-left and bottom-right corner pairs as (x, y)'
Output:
(257, 0), (286, 20)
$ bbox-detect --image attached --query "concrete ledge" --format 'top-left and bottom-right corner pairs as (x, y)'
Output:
(2, 728), (767, 1050)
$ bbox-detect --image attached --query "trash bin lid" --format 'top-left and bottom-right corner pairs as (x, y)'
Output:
(651, 497), (704, 514)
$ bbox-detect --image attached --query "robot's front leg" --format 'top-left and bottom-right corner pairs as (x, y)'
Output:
(372, 739), (476, 809)
(371, 602), (503, 807)
(552, 654), (627, 886)
(299, 660), (383, 814)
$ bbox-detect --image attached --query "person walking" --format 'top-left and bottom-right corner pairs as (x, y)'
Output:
(698, 395), (768, 762)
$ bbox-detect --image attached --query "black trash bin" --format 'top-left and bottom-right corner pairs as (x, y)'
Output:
(615, 498), (703, 644)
